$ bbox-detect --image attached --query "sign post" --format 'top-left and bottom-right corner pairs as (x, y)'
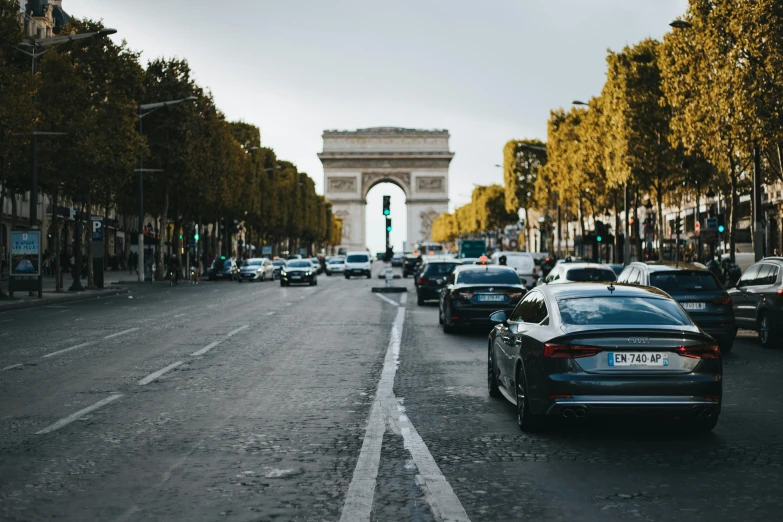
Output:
(8, 230), (42, 298)
(92, 217), (105, 288)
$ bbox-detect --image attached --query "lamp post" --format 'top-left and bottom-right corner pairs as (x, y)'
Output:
(16, 29), (117, 231)
(68, 192), (84, 292)
(644, 199), (654, 259)
(136, 97), (197, 281)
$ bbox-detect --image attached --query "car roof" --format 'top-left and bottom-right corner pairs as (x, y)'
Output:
(561, 263), (614, 271)
(423, 258), (462, 264)
(538, 281), (672, 300)
(632, 262), (710, 273)
(455, 264), (516, 273)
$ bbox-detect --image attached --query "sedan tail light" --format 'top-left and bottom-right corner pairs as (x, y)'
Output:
(543, 344), (601, 358)
(507, 292), (524, 299)
(453, 291), (473, 299)
(674, 345), (720, 359)
(418, 277), (427, 285)
(712, 296), (732, 305)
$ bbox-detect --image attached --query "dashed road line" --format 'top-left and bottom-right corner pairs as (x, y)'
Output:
(340, 307), (469, 522)
(173, 313), (186, 318)
(35, 394), (123, 434)
(375, 293), (400, 307)
(265, 311), (275, 316)
(138, 361), (183, 386)
(104, 327), (139, 339)
(1, 363), (23, 371)
(42, 341), (95, 359)
(191, 325), (249, 356)
(399, 293), (408, 305)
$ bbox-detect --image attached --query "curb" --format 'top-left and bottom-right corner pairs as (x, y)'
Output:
(0, 287), (129, 313)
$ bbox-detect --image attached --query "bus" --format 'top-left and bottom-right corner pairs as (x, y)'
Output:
(458, 239), (487, 259)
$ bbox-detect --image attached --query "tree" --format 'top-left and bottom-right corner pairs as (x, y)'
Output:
(503, 139), (546, 246)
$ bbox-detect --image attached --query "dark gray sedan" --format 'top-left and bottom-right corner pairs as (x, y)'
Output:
(488, 283), (722, 433)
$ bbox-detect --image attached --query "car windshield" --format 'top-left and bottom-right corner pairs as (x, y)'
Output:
(423, 263), (460, 275)
(273, 260), (285, 266)
(287, 261), (311, 268)
(565, 268), (617, 282)
(504, 255), (534, 270)
(212, 259), (230, 269)
(557, 297), (692, 326)
(457, 269), (521, 285)
(243, 260), (262, 266)
(328, 259), (344, 264)
(347, 255), (369, 263)
(649, 271), (720, 292)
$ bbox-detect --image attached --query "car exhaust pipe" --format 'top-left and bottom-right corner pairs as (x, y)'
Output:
(562, 409), (575, 418)
(574, 408), (587, 419)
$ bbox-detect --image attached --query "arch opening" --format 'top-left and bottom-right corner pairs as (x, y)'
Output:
(365, 182), (407, 255)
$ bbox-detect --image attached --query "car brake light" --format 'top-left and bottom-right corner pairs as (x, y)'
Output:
(507, 292), (524, 299)
(777, 289), (783, 300)
(712, 296), (732, 305)
(418, 277), (427, 285)
(543, 344), (601, 358)
(674, 345), (720, 359)
(454, 291), (473, 298)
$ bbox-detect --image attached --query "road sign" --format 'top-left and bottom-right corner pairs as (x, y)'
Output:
(262, 246), (272, 255)
(694, 221), (700, 236)
(706, 217), (717, 230)
(91, 217), (104, 242)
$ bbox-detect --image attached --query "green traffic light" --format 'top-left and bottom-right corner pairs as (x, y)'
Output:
(386, 226), (392, 232)
(383, 209), (390, 216)
(194, 233), (200, 241)
(597, 236), (602, 242)
(718, 225), (725, 233)
(179, 234), (183, 240)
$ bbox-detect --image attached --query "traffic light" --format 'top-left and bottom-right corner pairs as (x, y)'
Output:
(597, 235), (602, 243)
(386, 217), (392, 232)
(675, 216), (682, 235)
(194, 232), (200, 241)
(179, 233), (183, 240)
(717, 215), (726, 234)
(382, 195), (391, 216)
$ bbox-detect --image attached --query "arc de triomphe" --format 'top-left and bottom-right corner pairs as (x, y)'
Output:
(318, 127), (453, 252)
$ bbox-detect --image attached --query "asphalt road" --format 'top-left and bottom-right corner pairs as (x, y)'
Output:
(1, 266), (781, 521)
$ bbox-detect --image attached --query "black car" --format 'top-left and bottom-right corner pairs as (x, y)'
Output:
(728, 257), (783, 348)
(488, 283), (722, 432)
(207, 258), (239, 281)
(617, 262), (735, 353)
(402, 254), (421, 278)
(439, 265), (526, 333)
(280, 259), (317, 286)
(416, 259), (462, 305)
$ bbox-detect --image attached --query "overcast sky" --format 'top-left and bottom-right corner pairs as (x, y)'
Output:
(69, 0), (688, 252)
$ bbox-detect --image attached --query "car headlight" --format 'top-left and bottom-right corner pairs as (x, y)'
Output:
(305, 271), (311, 276)
(281, 270), (286, 276)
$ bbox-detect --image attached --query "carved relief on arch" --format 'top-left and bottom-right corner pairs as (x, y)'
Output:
(361, 172), (411, 199)
(420, 209), (440, 241)
(334, 210), (351, 239)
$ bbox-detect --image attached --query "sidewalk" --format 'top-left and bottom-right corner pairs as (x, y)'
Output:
(0, 273), (129, 313)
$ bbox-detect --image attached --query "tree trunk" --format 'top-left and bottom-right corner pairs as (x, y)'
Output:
(156, 186), (169, 281)
(123, 214), (130, 271)
(53, 186), (61, 292)
(656, 182), (664, 262)
(86, 197), (95, 289)
(729, 169), (737, 264)
(11, 194), (17, 230)
(614, 193), (621, 263)
(634, 189), (642, 261)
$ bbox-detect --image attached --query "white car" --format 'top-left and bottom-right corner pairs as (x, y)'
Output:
(345, 251), (372, 279)
(238, 258), (275, 282)
(325, 257), (346, 275)
(491, 251), (537, 289)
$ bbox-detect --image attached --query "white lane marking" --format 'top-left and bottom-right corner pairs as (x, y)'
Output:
(173, 313), (186, 318)
(400, 293), (408, 305)
(104, 327), (139, 339)
(35, 394), (123, 434)
(0, 319), (12, 323)
(1, 363), (23, 371)
(285, 302), (293, 307)
(340, 307), (469, 522)
(42, 341), (95, 359)
(265, 311), (275, 316)
(375, 293), (400, 307)
(138, 361), (183, 386)
(191, 325), (249, 356)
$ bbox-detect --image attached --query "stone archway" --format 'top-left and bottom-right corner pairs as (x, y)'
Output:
(319, 127), (453, 252)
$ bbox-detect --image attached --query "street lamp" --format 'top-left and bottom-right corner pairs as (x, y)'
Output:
(136, 96), (197, 280)
(68, 192), (85, 292)
(16, 28), (117, 231)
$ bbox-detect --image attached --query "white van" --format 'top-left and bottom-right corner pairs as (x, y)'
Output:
(491, 251), (537, 288)
(345, 251), (372, 279)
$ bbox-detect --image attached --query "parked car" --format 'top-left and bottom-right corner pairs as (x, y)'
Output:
(608, 264), (626, 276)
(439, 265), (526, 333)
(618, 262), (735, 353)
(207, 257), (239, 281)
(280, 259), (317, 286)
(727, 257), (783, 348)
(542, 262), (617, 285)
(325, 257), (346, 276)
(238, 258), (275, 282)
(402, 254), (422, 278)
(491, 251), (536, 289)
(345, 252), (372, 279)
(488, 282), (722, 432)
(416, 259), (462, 305)
(310, 257), (323, 274)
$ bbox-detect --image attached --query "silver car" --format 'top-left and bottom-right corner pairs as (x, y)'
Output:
(238, 258), (275, 282)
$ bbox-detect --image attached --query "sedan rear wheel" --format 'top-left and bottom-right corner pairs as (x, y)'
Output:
(516, 367), (542, 432)
(689, 414), (719, 433)
(759, 312), (777, 348)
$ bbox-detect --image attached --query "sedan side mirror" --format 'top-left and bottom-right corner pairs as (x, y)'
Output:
(490, 311), (507, 323)
(537, 277), (545, 285)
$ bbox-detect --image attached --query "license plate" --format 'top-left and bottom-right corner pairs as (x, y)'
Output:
(291, 276), (301, 279)
(478, 294), (504, 302)
(608, 352), (669, 367)
(682, 302), (706, 310)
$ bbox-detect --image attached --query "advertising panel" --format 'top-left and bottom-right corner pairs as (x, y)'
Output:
(10, 230), (41, 276)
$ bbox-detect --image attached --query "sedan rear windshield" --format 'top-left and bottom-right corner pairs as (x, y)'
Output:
(287, 261), (311, 268)
(504, 255), (534, 271)
(457, 270), (521, 285)
(422, 263), (460, 275)
(328, 259), (344, 264)
(649, 271), (720, 292)
(565, 268), (617, 282)
(272, 260), (285, 266)
(346, 255), (369, 263)
(557, 297), (691, 326)
(244, 260), (262, 266)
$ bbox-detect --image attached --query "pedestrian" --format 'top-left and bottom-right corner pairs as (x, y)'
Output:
(42, 251), (51, 276)
(498, 255), (507, 266)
